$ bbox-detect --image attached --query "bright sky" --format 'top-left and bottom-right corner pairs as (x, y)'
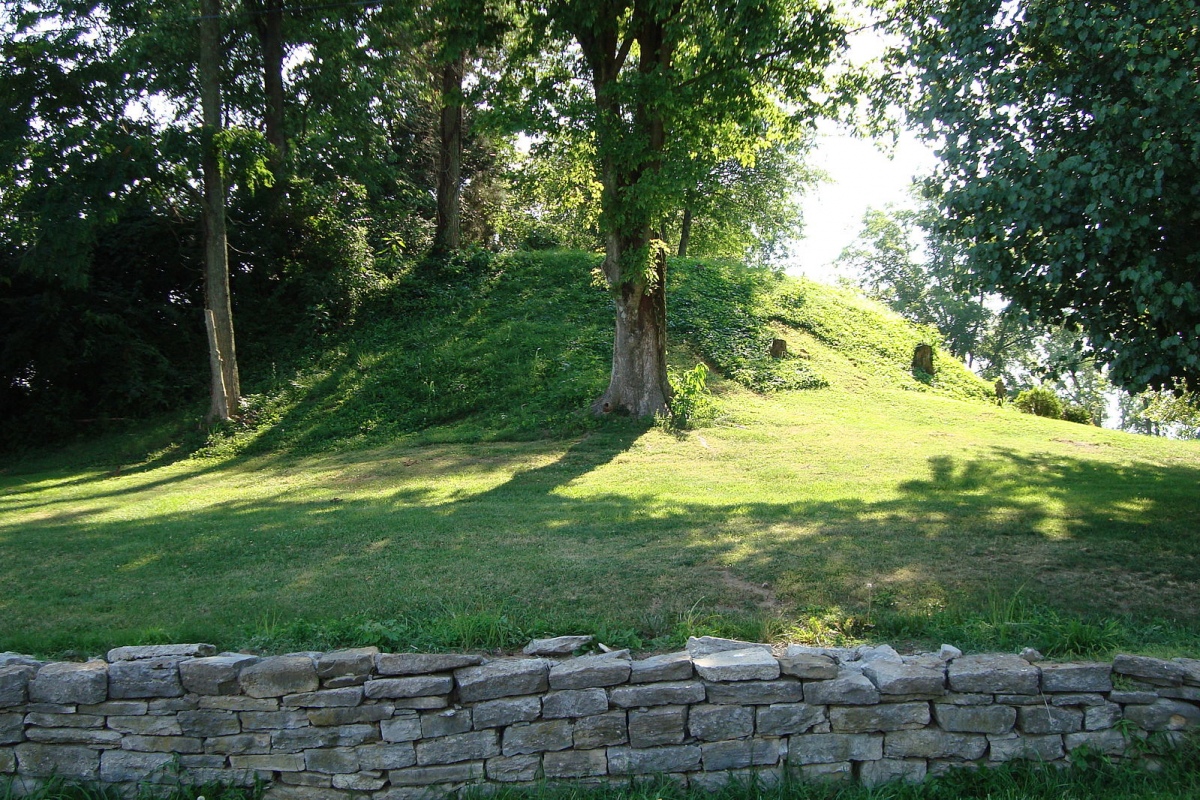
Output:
(783, 123), (939, 285)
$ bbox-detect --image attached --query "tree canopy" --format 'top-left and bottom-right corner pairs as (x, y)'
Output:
(895, 0), (1200, 392)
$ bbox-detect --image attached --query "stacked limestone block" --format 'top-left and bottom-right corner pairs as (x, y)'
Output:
(2, 638), (1199, 798)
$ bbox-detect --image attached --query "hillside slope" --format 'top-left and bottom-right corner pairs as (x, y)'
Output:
(2, 251), (1198, 659)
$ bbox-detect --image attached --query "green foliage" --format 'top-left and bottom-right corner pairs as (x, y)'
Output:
(670, 260), (828, 393)
(1014, 387), (1064, 420)
(896, 0), (1200, 392)
(666, 364), (718, 429)
(1061, 404), (1095, 425)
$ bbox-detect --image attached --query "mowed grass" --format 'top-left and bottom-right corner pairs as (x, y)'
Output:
(3, 319), (1199, 657)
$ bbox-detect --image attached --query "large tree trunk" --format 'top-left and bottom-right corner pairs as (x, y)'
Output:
(200, 0), (240, 421)
(593, 235), (671, 417)
(433, 55), (464, 254)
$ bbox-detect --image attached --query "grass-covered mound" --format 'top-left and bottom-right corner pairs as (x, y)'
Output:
(197, 252), (991, 457)
(2, 250), (1198, 660)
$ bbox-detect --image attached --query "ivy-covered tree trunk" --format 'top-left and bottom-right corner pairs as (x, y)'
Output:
(596, 232), (671, 416)
(249, 0), (287, 181)
(200, 0), (240, 421)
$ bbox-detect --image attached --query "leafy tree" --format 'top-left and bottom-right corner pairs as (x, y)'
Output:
(505, 0), (851, 417)
(894, 0), (1200, 393)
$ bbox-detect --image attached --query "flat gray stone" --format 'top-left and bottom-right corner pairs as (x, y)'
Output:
(778, 654), (838, 681)
(687, 636), (772, 658)
(315, 647), (378, 686)
(630, 651), (693, 683)
(108, 657), (184, 698)
(934, 703), (1016, 734)
(830, 702), (929, 733)
(357, 743), (418, 770)
(687, 703), (753, 741)
(1064, 729), (1128, 756)
(421, 709), (472, 739)
(787, 733), (882, 764)
(282, 686), (363, 707)
(1018, 706), (1082, 734)
(28, 661), (108, 705)
(180, 654), (258, 695)
(364, 676), (452, 699)
(859, 758), (927, 787)
(988, 732), (1064, 762)
(523, 636), (594, 656)
(543, 748), (608, 778)
(308, 704), (393, 726)
(270, 723), (378, 752)
(542, 688), (608, 719)
(0, 654), (42, 669)
(485, 753), (541, 782)
(501, 720), (572, 755)
(177, 710), (240, 737)
(0, 665), (36, 707)
(471, 696), (541, 729)
(628, 705), (687, 747)
(305, 746), (360, 774)
(1176, 658), (1200, 686)
(804, 669), (879, 706)
(549, 652), (631, 690)
(455, 660), (549, 703)
(1110, 690), (1159, 705)
(1123, 699), (1200, 731)
(885, 729), (986, 760)
(607, 744), (701, 775)
(704, 679), (803, 705)
(573, 711), (627, 748)
(700, 737), (781, 770)
(948, 655), (1039, 695)
(1, 713), (24, 744)
(107, 644), (216, 662)
(99, 749), (175, 782)
(375, 653), (483, 676)
(785, 644), (855, 662)
(1085, 702), (1122, 731)
(387, 761), (485, 786)
(1050, 693), (1107, 707)
(693, 648), (780, 682)
(241, 710), (308, 730)
(857, 644), (902, 663)
(863, 660), (945, 695)
(204, 733), (270, 755)
(1040, 662), (1112, 693)
(756, 703), (826, 736)
(381, 713), (422, 743)
(610, 680), (705, 708)
(1113, 655), (1185, 686)
(239, 655), (318, 698)
(16, 743), (101, 780)
(415, 730), (500, 765)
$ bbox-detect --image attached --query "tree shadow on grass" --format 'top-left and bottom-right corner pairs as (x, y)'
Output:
(1, 436), (1199, 654)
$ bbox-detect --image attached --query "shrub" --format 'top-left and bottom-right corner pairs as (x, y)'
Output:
(1014, 387), (1063, 419)
(668, 363), (718, 428)
(1061, 403), (1094, 425)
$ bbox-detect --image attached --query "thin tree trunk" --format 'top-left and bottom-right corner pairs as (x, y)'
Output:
(200, 0), (240, 421)
(434, 55), (464, 254)
(677, 206), (693, 258)
(259, 0), (287, 180)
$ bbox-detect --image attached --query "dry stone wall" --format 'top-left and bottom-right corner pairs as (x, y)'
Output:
(2, 637), (1200, 798)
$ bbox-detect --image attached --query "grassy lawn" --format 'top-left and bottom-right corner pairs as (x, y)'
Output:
(4, 328), (1199, 657)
